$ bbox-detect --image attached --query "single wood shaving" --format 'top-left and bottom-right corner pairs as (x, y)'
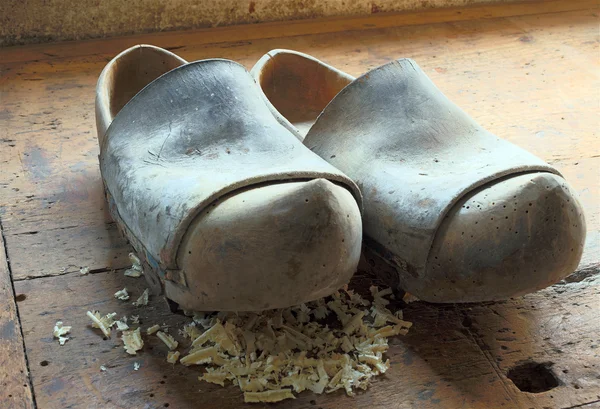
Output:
(124, 253), (144, 277)
(147, 324), (160, 335)
(114, 288), (130, 301)
(167, 351), (180, 364)
(53, 321), (71, 345)
(122, 327), (144, 355)
(132, 289), (149, 307)
(157, 331), (178, 350)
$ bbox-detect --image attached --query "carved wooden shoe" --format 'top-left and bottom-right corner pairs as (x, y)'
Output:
(251, 49), (586, 303)
(96, 45), (363, 311)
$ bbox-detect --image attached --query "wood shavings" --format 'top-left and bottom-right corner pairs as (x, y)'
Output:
(79, 266), (90, 275)
(340, 336), (353, 353)
(147, 324), (160, 335)
(190, 321), (239, 355)
(358, 352), (389, 374)
(370, 286), (393, 307)
(311, 303), (329, 320)
(181, 285), (411, 403)
(122, 327), (144, 355)
(369, 324), (409, 339)
(193, 313), (216, 329)
(115, 319), (129, 331)
(124, 252), (144, 277)
(100, 365), (107, 371)
(371, 303), (406, 327)
(86, 311), (116, 337)
(167, 351), (180, 364)
(327, 299), (350, 325)
(156, 331), (178, 350)
(181, 322), (202, 340)
(77, 270), (407, 403)
(53, 321), (71, 345)
(132, 289), (149, 307)
(244, 389), (296, 403)
(124, 268), (143, 278)
(402, 292), (419, 303)
(181, 346), (224, 366)
(342, 311), (365, 335)
(114, 288), (129, 301)
(199, 371), (227, 386)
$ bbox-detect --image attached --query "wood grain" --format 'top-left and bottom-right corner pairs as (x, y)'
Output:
(0, 1), (599, 408)
(0, 233), (35, 408)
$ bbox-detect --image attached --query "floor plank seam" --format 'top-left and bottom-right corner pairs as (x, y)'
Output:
(6, 224), (87, 236)
(559, 263), (600, 284)
(455, 306), (522, 406)
(0, 215), (39, 409)
(562, 398), (600, 409)
(13, 265), (129, 282)
(4, 221), (118, 236)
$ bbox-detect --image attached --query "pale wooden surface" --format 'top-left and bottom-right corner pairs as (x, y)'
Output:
(0, 1), (599, 408)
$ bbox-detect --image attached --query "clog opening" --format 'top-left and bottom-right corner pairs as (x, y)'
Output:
(255, 51), (352, 137)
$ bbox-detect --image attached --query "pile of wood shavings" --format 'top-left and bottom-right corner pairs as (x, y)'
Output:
(176, 286), (412, 403)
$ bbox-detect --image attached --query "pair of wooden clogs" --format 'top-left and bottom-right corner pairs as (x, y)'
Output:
(96, 45), (585, 312)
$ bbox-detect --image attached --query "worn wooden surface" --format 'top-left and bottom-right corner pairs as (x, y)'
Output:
(0, 232), (36, 408)
(13, 267), (600, 409)
(1, 0), (599, 407)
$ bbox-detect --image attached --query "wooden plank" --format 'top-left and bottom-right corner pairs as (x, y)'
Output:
(13, 265), (600, 408)
(5, 222), (131, 280)
(0, 0), (596, 64)
(0, 153), (110, 234)
(0, 232), (35, 409)
(462, 271), (600, 409)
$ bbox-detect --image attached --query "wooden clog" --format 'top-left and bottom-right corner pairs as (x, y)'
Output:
(96, 45), (363, 311)
(252, 49), (586, 302)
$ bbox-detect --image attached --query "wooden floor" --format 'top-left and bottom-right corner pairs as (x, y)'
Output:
(1, 1), (599, 408)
